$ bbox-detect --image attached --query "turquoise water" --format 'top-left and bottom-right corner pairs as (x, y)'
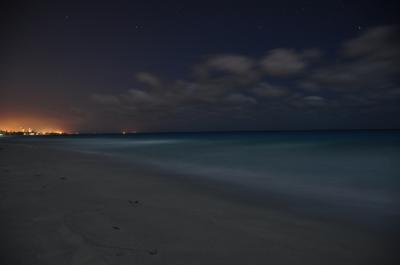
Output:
(7, 131), (400, 227)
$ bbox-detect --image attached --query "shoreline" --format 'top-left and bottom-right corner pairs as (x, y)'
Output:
(0, 140), (398, 264)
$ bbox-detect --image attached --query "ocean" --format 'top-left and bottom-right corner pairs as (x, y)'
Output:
(7, 130), (400, 228)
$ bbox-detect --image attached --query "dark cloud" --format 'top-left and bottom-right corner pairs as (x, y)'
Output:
(304, 25), (400, 92)
(343, 25), (400, 60)
(89, 25), (400, 131)
(251, 82), (288, 98)
(205, 55), (254, 75)
(91, 94), (120, 105)
(225, 93), (257, 105)
(136, 72), (161, 88)
(302, 96), (327, 107)
(260, 49), (309, 76)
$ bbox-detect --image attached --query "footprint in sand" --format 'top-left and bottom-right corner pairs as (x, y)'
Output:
(149, 249), (158, 255)
(128, 200), (139, 206)
(115, 251), (124, 256)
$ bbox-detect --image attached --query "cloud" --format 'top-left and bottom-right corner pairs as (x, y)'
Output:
(252, 82), (288, 98)
(91, 94), (120, 105)
(89, 25), (400, 130)
(343, 25), (400, 60)
(136, 72), (161, 87)
(205, 54), (254, 75)
(261, 49), (307, 76)
(126, 89), (161, 105)
(304, 25), (400, 92)
(302, 49), (323, 60)
(303, 95), (326, 106)
(225, 93), (257, 104)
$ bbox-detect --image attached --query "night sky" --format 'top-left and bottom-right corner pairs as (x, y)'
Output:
(1, 0), (399, 133)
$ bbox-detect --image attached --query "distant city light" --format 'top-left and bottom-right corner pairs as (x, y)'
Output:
(0, 127), (67, 136)
(121, 130), (137, 135)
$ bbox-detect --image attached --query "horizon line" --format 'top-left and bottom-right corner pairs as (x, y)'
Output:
(28, 128), (400, 135)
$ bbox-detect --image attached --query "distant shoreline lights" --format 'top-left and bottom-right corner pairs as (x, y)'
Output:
(0, 128), (67, 136)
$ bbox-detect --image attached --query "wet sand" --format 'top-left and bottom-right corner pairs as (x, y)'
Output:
(0, 140), (397, 265)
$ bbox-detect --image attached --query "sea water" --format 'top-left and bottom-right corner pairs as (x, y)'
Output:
(9, 131), (400, 227)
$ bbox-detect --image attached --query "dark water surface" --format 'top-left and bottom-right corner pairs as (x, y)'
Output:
(5, 130), (400, 229)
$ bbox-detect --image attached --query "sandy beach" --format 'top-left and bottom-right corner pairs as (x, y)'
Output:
(0, 140), (397, 265)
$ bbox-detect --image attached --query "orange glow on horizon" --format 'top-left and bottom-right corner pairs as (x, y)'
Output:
(0, 127), (65, 135)
(0, 117), (68, 134)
